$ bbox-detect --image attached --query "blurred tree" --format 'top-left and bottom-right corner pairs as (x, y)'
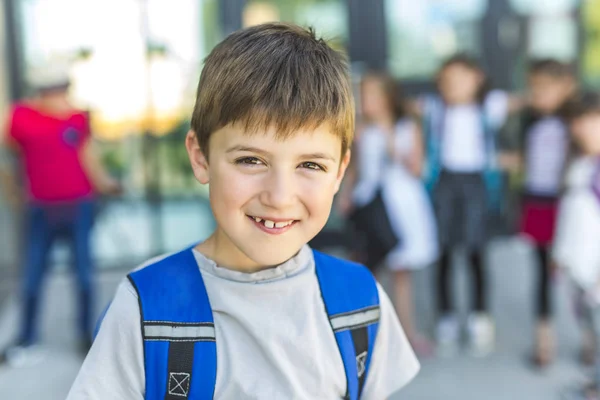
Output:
(583, 0), (600, 88)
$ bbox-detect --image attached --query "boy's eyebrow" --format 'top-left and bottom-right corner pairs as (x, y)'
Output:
(300, 152), (337, 162)
(226, 145), (268, 155)
(226, 145), (337, 162)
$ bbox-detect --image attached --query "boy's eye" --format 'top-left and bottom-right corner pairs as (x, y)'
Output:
(299, 162), (326, 172)
(235, 157), (264, 166)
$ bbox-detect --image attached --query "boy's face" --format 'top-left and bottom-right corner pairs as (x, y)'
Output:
(528, 73), (574, 115)
(187, 123), (350, 269)
(361, 78), (388, 121)
(571, 113), (600, 155)
(438, 64), (483, 105)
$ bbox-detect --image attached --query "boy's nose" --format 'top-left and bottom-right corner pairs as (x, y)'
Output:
(260, 171), (297, 209)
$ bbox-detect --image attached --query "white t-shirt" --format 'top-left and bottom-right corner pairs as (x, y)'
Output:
(524, 117), (569, 196)
(441, 90), (509, 173)
(66, 245), (420, 400)
(352, 119), (416, 207)
(554, 157), (600, 292)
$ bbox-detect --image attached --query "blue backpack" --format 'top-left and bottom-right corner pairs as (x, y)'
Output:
(99, 247), (381, 400)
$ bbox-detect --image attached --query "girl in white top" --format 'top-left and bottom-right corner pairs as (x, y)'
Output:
(422, 55), (512, 357)
(553, 92), (600, 399)
(554, 156), (600, 289)
(346, 72), (438, 355)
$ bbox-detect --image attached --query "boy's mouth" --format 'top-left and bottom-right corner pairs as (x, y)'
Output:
(246, 215), (298, 234)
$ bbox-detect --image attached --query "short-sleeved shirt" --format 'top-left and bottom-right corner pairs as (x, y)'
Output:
(7, 103), (94, 202)
(500, 108), (570, 197)
(554, 157), (600, 290)
(352, 118), (416, 207)
(521, 113), (569, 197)
(66, 245), (420, 399)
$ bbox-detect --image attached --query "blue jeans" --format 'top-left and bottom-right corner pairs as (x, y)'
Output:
(20, 200), (95, 345)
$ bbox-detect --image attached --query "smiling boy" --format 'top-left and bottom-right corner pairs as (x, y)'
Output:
(67, 23), (419, 400)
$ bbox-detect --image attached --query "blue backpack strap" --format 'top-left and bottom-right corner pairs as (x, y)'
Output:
(423, 95), (445, 192)
(313, 250), (380, 400)
(481, 106), (497, 169)
(128, 248), (216, 400)
(480, 105), (504, 212)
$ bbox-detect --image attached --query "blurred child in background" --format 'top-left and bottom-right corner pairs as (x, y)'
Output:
(0, 64), (120, 365)
(346, 72), (438, 355)
(423, 55), (511, 357)
(503, 59), (575, 367)
(554, 92), (600, 399)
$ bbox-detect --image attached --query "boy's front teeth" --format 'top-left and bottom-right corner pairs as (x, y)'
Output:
(256, 218), (293, 229)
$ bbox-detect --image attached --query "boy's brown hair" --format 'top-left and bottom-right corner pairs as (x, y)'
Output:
(361, 71), (406, 121)
(566, 92), (600, 122)
(440, 53), (482, 73)
(190, 22), (355, 159)
(528, 58), (573, 78)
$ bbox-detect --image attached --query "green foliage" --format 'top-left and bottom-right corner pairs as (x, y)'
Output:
(100, 143), (126, 179)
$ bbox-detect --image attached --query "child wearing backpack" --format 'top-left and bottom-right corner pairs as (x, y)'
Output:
(423, 55), (512, 357)
(553, 92), (600, 399)
(346, 72), (438, 356)
(66, 23), (419, 400)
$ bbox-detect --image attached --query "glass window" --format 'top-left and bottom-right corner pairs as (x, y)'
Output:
(243, 0), (348, 49)
(0, 5), (20, 272)
(15, 0), (221, 264)
(18, 2), (218, 126)
(527, 15), (577, 62)
(509, 0), (579, 15)
(0, 8), (9, 114)
(385, 0), (489, 80)
(503, 0), (579, 90)
(18, 0), (220, 193)
(508, 0), (578, 63)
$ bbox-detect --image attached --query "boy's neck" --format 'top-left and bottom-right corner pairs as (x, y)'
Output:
(532, 107), (559, 117)
(446, 99), (476, 107)
(195, 235), (286, 274)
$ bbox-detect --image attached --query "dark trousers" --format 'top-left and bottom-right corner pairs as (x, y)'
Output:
(20, 200), (95, 345)
(535, 246), (552, 319)
(437, 249), (487, 313)
(434, 171), (489, 314)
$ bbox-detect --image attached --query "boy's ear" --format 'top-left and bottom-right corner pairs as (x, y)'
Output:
(334, 149), (351, 193)
(185, 130), (210, 184)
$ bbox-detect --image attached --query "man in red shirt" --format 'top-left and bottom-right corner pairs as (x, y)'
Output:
(0, 68), (119, 364)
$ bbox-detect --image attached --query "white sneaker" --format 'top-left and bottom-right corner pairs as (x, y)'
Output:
(436, 314), (460, 357)
(467, 313), (495, 357)
(2, 345), (46, 368)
